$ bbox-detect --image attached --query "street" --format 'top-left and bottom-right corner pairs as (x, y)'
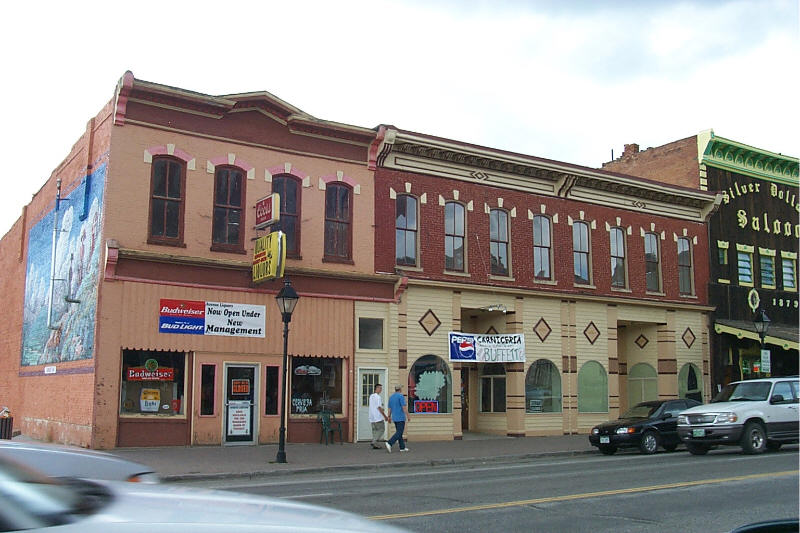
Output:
(177, 446), (799, 533)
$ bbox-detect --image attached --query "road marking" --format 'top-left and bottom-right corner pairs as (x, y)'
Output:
(370, 469), (798, 520)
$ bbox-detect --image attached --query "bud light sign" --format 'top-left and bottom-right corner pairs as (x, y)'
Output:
(159, 299), (205, 334)
(448, 332), (525, 363)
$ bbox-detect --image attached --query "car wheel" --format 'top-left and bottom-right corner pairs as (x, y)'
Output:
(686, 442), (709, 455)
(599, 445), (617, 455)
(639, 431), (660, 455)
(663, 443), (678, 453)
(766, 441), (782, 452)
(740, 421), (767, 454)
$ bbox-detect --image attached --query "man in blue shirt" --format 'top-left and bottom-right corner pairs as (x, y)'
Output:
(385, 384), (410, 452)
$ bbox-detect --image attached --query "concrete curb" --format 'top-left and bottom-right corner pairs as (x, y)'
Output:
(163, 448), (597, 483)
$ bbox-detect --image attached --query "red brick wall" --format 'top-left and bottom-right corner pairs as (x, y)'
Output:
(375, 168), (709, 305)
(602, 136), (701, 190)
(0, 100), (113, 446)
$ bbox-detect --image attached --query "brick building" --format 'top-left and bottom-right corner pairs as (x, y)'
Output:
(603, 131), (799, 392)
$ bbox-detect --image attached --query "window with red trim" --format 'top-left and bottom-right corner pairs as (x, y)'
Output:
(212, 166), (246, 252)
(324, 183), (352, 260)
(148, 157), (186, 246)
(272, 175), (301, 257)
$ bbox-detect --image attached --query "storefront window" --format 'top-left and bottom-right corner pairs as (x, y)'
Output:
(525, 359), (561, 413)
(120, 350), (185, 416)
(480, 364), (506, 413)
(627, 363), (658, 406)
(408, 355), (452, 414)
(290, 357), (343, 414)
(679, 363), (702, 402)
(578, 360), (608, 413)
(265, 366), (279, 415)
(200, 364), (215, 416)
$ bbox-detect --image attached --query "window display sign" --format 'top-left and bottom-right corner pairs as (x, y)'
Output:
(448, 332), (525, 362)
(414, 400), (439, 413)
(760, 349), (771, 373)
(231, 379), (250, 395)
(227, 400), (251, 436)
(127, 367), (175, 381)
(159, 299), (265, 338)
(140, 389), (160, 412)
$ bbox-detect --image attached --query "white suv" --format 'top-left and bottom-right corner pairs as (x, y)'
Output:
(677, 377), (799, 455)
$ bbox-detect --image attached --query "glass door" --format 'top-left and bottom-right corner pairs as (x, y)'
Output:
(225, 364), (257, 444)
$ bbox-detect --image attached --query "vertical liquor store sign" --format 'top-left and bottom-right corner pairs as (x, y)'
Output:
(159, 299), (266, 337)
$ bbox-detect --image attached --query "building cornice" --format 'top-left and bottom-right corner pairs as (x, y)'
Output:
(698, 130), (799, 185)
(378, 128), (721, 222)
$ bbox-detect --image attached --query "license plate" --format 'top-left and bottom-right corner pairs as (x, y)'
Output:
(600, 436), (610, 444)
(692, 428), (706, 437)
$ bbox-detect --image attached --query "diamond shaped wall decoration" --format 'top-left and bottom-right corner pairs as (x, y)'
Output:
(418, 309), (441, 337)
(682, 327), (696, 349)
(533, 318), (552, 342)
(635, 334), (649, 349)
(486, 326), (498, 334)
(584, 322), (600, 345)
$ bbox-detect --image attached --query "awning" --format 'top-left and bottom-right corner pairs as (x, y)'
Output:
(714, 319), (799, 351)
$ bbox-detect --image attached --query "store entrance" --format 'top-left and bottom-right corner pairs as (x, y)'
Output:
(224, 364), (257, 444)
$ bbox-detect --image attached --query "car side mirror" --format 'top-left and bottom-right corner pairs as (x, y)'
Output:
(770, 394), (785, 404)
(662, 413), (673, 420)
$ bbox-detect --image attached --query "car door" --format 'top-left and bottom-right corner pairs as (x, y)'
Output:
(656, 400), (686, 445)
(767, 380), (799, 440)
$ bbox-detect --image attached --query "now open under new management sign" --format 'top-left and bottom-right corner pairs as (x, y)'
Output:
(159, 299), (266, 337)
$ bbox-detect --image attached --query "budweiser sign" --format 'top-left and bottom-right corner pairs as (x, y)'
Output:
(127, 367), (175, 381)
(254, 193), (280, 229)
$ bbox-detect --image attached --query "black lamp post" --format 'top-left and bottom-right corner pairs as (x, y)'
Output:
(275, 278), (299, 464)
(753, 308), (771, 347)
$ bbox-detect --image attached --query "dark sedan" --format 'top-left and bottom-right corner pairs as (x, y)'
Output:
(589, 399), (701, 455)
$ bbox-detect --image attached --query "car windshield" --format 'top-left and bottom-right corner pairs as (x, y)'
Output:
(0, 457), (101, 529)
(713, 381), (772, 402)
(621, 403), (660, 418)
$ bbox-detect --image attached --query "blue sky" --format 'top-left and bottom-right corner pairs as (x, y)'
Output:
(1, 0), (797, 236)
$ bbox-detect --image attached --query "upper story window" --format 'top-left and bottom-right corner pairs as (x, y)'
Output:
(677, 237), (694, 295)
(148, 157), (186, 246)
(445, 202), (465, 272)
(781, 255), (796, 291)
(533, 215), (552, 280)
(573, 221), (590, 285)
(490, 209), (509, 276)
(272, 175), (301, 257)
(609, 227), (626, 288)
(760, 254), (776, 289)
(644, 232), (660, 292)
(737, 248), (754, 287)
(324, 183), (352, 261)
(395, 195), (418, 267)
(212, 166), (245, 252)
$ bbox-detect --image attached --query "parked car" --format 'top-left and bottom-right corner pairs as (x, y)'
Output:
(0, 456), (408, 532)
(589, 399), (702, 455)
(677, 376), (799, 455)
(0, 440), (159, 483)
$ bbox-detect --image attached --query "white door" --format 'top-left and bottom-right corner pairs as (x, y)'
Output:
(357, 368), (387, 441)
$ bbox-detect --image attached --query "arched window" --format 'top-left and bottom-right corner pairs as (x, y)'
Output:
(610, 227), (626, 288)
(679, 363), (702, 402)
(445, 201), (465, 271)
(272, 175), (301, 257)
(212, 165), (246, 252)
(525, 359), (561, 413)
(408, 355), (451, 414)
(573, 221), (590, 284)
(578, 361), (607, 412)
(627, 363), (658, 406)
(324, 183), (352, 260)
(490, 209), (509, 276)
(396, 195), (418, 266)
(533, 215), (552, 280)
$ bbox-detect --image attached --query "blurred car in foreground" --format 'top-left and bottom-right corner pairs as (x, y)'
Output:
(589, 399), (702, 455)
(0, 456), (408, 532)
(0, 441), (158, 483)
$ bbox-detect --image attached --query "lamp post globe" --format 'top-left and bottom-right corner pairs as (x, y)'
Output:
(753, 308), (771, 346)
(275, 278), (299, 464)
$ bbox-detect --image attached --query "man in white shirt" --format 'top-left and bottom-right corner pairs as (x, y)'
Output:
(368, 384), (389, 449)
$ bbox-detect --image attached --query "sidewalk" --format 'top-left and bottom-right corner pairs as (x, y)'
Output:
(106, 433), (595, 482)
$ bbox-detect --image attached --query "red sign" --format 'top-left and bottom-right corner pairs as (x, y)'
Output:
(231, 379), (250, 395)
(414, 400), (439, 413)
(254, 193), (280, 229)
(127, 367), (175, 381)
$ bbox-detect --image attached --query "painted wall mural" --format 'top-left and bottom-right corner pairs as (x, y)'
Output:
(21, 164), (105, 366)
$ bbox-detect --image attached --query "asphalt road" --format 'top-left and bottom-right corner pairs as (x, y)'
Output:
(179, 447), (800, 533)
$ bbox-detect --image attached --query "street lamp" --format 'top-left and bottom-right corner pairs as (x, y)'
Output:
(275, 278), (299, 464)
(753, 308), (771, 346)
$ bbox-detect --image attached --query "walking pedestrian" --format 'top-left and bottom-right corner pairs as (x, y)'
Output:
(369, 384), (389, 449)
(385, 384), (410, 453)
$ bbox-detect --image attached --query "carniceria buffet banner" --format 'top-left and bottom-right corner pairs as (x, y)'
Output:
(448, 332), (525, 363)
(159, 299), (265, 338)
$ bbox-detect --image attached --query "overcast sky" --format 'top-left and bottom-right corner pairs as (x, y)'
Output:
(1, 0), (797, 237)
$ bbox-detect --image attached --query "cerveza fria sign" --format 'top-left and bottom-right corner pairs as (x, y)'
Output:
(448, 332), (526, 362)
(158, 299), (266, 337)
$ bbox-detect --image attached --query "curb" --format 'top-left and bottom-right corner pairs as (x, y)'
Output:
(163, 448), (597, 483)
